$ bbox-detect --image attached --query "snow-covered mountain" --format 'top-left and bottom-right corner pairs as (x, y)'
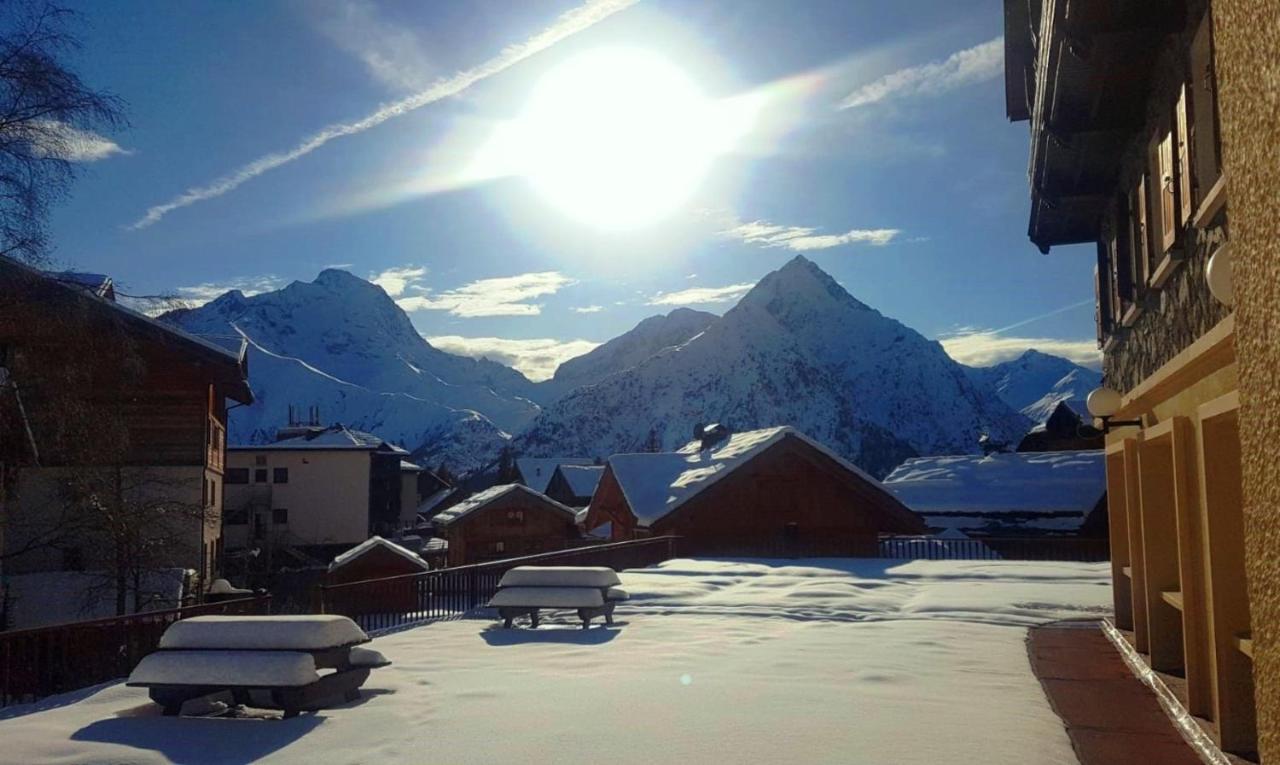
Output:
(537, 307), (716, 399)
(163, 269), (541, 475)
(965, 350), (1102, 424)
(518, 256), (1030, 477)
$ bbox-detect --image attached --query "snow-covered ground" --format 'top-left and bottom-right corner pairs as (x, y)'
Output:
(0, 558), (1111, 765)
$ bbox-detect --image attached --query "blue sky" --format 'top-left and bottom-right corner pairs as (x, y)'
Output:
(47, 0), (1099, 380)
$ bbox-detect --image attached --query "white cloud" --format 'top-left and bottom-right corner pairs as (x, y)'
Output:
(128, 0), (639, 230)
(30, 121), (130, 162)
(176, 275), (285, 306)
(647, 283), (755, 306)
(838, 37), (1003, 110)
(939, 330), (1102, 369)
(571, 305), (604, 313)
(368, 265), (427, 296)
(720, 217), (900, 251)
(427, 335), (600, 381)
(307, 0), (434, 92)
(398, 271), (574, 317)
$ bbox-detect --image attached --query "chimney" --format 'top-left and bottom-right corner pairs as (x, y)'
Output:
(697, 422), (730, 451)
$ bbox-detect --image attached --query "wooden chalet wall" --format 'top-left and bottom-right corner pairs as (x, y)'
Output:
(326, 545), (426, 586)
(442, 492), (578, 566)
(596, 436), (923, 556)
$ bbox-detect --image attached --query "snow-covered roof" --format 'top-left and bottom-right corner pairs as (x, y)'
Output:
(423, 537), (448, 552)
(417, 487), (456, 516)
(400, 460), (423, 472)
(432, 484), (577, 526)
(516, 457), (596, 493)
(608, 426), (895, 528)
(234, 424), (408, 453)
(882, 451), (1105, 527)
(328, 536), (430, 573)
(555, 464), (605, 498)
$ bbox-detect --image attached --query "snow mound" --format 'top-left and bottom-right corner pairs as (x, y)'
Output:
(159, 615), (368, 650)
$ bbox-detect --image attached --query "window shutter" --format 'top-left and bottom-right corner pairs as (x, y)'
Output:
(1175, 84), (1193, 226)
(1111, 199), (1132, 315)
(1189, 12), (1221, 208)
(1130, 178), (1149, 292)
(1158, 125), (1177, 254)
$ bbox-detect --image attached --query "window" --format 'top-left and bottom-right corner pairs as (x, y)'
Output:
(493, 541), (506, 553)
(254, 468), (268, 483)
(225, 468), (249, 484)
(506, 509), (525, 523)
(272, 508), (288, 525)
(211, 479), (218, 507)
(273, 467), (289, 484)
(225, 507), (248, 525)
(255, 455), (267, 466)
(202, 477), (209, 506)
(1153, 123), (1178, 257)
(1130, 176), (1150, 294)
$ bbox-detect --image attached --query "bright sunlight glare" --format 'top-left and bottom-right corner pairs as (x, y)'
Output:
(498, 48), (750, 230)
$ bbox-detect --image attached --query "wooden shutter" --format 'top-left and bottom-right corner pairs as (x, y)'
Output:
(1112, 197), (1132, 315)
(1190, 12), (1221, 208)
(1158, 125), (1177, 254)
(1175, 84), (1193, 226)
(1095, 244), (1112, 343)
(1131, 178), (1149, 292)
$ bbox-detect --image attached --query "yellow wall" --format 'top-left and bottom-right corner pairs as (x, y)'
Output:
(1213, 0), (1280, 760)
(224, 450), (371, 547)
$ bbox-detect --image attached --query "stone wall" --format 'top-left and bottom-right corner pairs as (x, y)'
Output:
(1101, 0), (1230, 393)
(1213, 0), (1280, 761)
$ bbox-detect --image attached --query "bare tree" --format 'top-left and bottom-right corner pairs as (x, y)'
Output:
(0, 0), (123, 264)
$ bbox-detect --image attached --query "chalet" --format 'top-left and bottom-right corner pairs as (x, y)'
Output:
(432, 484), (578, 566)
(583, 426), (924, 556)
(514, 457), (595, 494)
(545, 464), (605, 508)
(326, 535), (431, 613)
(222, 424), (411, 559)
(0, 257), (251, 593)
(326, 535), (430, 585)
(1003, 0), (1280, 756)
(883, 451), (1108, 537)
(1016, 401), (1104, 452)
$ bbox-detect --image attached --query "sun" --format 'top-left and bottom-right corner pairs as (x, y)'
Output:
(512, 48), (728, 230)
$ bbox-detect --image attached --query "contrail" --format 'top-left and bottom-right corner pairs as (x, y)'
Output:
(992, 299), (1094, 334)
(128, 0), (639, 230)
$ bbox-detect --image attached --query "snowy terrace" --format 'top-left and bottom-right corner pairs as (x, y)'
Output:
(0, 558), (1112, 765)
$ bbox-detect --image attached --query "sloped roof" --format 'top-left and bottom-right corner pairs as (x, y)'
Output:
(328, 535), (430, 573)
(232, 424), (408, 453)
(433, 483), (577, 526)
(555, 464), (605, 498)
(608, 426), (909, 528)
(2, 256), (251, 403)
(400, 460), (423, 472)
(516, 457), (596, 493)
(417, 487), (457, 516)
(883, 451), (1105, 522)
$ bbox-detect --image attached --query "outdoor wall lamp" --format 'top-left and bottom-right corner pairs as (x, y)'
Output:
(1206, 242), (1233, 306)
(1086, 387), (1142, 433)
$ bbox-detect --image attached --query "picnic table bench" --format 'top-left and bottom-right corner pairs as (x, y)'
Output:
(488, 566), (629, 629)
(127, 614), (390, 718)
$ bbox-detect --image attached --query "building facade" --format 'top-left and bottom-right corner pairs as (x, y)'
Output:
(222, 425), (411, 560)
(432, 484), (579, 566)
(0, 258), (251, 597)
(586, 427), (924, 556)
(1004, 0), (1278, 758)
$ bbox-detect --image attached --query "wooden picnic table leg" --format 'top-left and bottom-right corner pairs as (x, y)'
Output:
(529, 609), (540, 628)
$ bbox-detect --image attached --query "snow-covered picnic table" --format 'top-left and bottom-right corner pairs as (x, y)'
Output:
(488, 566), (630, 628)
(127, 615), (390, 718)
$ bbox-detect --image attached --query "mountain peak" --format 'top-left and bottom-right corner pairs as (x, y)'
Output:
(313, 268), (368, 290)
(737, 254), (871, 320)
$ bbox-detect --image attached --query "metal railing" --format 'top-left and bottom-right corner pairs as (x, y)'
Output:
(318, 536), (680, 632)
(878, 535), (1110, 561)
(1, 595), (271, 709)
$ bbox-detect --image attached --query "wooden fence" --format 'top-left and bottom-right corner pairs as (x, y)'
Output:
(318, 536), (680, 632)
(0, 595), (270, 709)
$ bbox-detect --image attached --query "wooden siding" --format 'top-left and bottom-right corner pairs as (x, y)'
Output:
(442, 492), (578, 566)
